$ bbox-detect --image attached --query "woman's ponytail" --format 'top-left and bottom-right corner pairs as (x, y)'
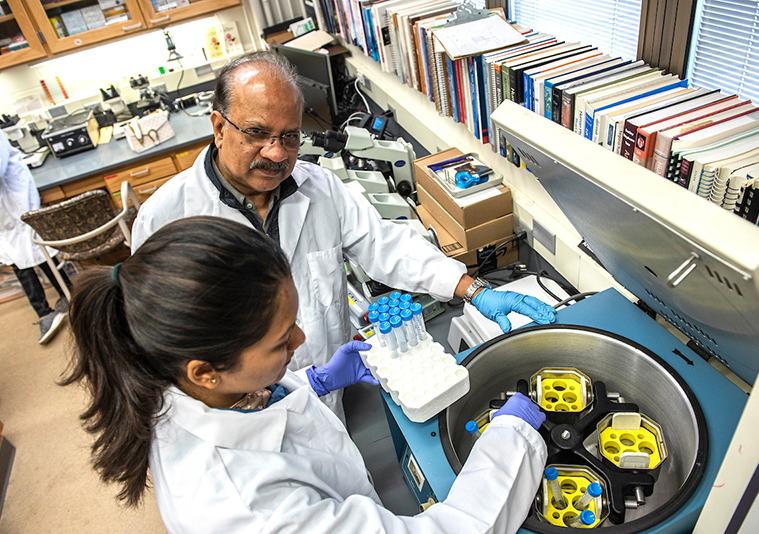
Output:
(61, 266), (167, 507)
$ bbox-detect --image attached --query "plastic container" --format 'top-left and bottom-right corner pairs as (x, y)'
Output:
(389, 299), (401, 309)
(465, 420), (481, 438)
(389, 291), (402, 301)
(400, 309), (418, 347)
(390, 306), (401, 317)
(378, 312), (390, 325)
(400, 293), (413, 303)
(379, 321), (396, 353)
(575, 481), (602, 510)
(368, 303), (379, 314)
(378, 304), (390, 315)
(545, 467), (568, 509)
(390, 315), (407, 353)
(411, 302), (428, 341)
(398, 301), (411, 311)
(368, 310), (383, 346)
(378, 296), (390, 306)
(565, 510), (596, 528)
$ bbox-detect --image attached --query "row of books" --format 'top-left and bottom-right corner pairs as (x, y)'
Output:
(316, 1), (759, 225)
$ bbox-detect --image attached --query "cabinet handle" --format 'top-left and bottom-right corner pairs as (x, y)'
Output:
(129, 168), (150, 177)
(122, 22), (143, 32)
(150, 15), (171, 24)
(138, 186), (158, 194)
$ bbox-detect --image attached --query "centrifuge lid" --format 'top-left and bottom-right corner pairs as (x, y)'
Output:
(492, 103), (759, 384)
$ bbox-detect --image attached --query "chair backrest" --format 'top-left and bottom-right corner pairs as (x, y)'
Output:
(21, 189), (119, 254)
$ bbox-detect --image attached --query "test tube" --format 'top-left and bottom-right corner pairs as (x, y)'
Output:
(378, 312), (390, 326)
(378, 296), (390, 306)
(368, 310), (384, 346)
(544, 467), (567, 509)
(378, 304), (390, 315)
(575, 482), (602, 510)
(368, 302), (379, 314)
(465, 420), (481, 438)
(398, 301), (411, 311)
(400, 293), (413, 304)
(411, 302), (428, 341)
(389, 306), (401, 317)
(565, 510), (595, 528)
(390, 291), (402, 301)
(379, 321), (396, 354)
(389, 315), (408, 353)
(389, 299), (401, 309)
(400, 309), (418, 347)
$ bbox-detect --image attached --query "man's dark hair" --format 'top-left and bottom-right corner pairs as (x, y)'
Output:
(212, 51), (305, 114)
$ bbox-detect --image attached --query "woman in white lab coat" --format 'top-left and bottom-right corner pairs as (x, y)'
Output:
(63, 216), (548, 534)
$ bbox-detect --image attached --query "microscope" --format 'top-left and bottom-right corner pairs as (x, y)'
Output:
(1, 113), (50, 168)
(127, 74), (165, 117)
(300, 124), (417, 219)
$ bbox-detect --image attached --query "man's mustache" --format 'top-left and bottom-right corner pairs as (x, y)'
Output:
(249, 160), (288, 171)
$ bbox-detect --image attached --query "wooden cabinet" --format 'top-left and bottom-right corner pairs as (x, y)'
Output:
(173, 141), (206, 171)
(25, 0), (147, 54)
(137, 0), (239, 28)
(104, 154), (178, 207)
(0, 0), (47, 69)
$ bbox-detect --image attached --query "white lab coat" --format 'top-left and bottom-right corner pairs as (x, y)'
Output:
(131, 148), (466, 415)
(150, 370), (547, 534)
(0, 131), (51, 269)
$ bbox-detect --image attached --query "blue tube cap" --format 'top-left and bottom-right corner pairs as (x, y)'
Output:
(544, 466), (558, 480)
(398, 301), (411, 310)
(368, 310), (379, 322)
(587, 482), (602, 497)
(378, 312), (390, 323)
(379, 321), (391, 334)
(389, 315), (402, 328)
(388, 299), (400, 308)
(378, 296), (389, 306)
(400, 309), (413, 321)
(390, 291), (401, 300)
(400, 293), (413, 303)
(378, 304), (390, 314)
(411, 302), (423, 315)
(368, 303), (379, 313)
(580, 510), (596, 525)
(389, 307), (401, 316)
(465, 420), (478, 434)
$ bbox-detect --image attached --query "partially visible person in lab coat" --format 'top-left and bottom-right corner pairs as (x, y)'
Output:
(0, 130), (70, 343)
(64, 216), (547, 534)
(130, 50), (557, 419)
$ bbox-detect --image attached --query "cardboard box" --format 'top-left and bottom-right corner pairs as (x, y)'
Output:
(414, 148), (513, 228)
(418, 184), (513, 250)
(416, 205), (518, 274)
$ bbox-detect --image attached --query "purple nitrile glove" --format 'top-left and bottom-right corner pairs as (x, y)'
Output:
(306, 341), (379, 396)
(472, 289), (557, 333)
(493, 392), (546, 431)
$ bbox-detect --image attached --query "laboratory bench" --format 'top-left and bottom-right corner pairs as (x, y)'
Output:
(31, 109), (213, 207)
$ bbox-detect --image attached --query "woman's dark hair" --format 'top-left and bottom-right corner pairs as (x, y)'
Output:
(61, 216), (291, 507)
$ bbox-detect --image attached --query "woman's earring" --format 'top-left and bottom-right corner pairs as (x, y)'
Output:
(210, 377), (218, 384)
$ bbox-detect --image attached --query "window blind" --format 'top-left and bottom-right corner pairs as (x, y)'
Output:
(687, 0), (759, 102)
(508, 0), (643, 60)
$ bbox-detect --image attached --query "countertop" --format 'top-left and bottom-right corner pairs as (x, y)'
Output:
(31, 109), (214, 191)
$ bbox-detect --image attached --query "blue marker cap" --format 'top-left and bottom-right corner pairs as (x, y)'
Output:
(378, 304), (390, 314)
(544, 467), (558, 480)
(400, 309), (413, 321)
(378, 296), (389, 306)
(389, 315), (402, 328)
(398, 301), (411, 310)
(389, 307), (401, 316)
(390, 291), (401, 300)
(587, 482), (602, 497)
(465, 420), (478, 434)
(368, 303), (379, 313)
(580, 510), (596, 525)
(411, 302), (423, 315)
(400, 293), (413, 303)
(368, 310), (379, 322)
(388, 299), (400, 308)
(378, 312), (390, 323)
(379, 321), (391, 334)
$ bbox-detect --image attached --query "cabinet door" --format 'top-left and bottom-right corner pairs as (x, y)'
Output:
(137, 0), (240, 28)
(0, 0), (47, 70)
(26, 0), (147, 54)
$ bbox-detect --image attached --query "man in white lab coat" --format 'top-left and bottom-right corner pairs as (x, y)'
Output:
(0, 131), (69, 343)
(131, 51), (556, 417)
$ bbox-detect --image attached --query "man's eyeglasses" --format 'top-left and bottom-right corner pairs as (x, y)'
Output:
(220, 113), (301, 150)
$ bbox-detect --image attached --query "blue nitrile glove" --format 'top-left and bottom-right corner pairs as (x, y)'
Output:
(493, 392), (546, 430)
(306, 341), (379, 396)
(472, 289), (557, 332)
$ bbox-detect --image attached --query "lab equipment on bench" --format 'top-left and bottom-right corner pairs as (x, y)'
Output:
(426, 153), (498, 198)
(376, 101), (759, 532)
(41, 108), (99, 159)
(0, 113), (50, 167)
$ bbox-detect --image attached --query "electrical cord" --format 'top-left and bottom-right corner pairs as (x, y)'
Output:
(340, 111), (367, 130)
(513, 269), (562, 302)
(354, 79), (370, 113)
(553, 291), (598, 310)
(469, 231), (527, 278)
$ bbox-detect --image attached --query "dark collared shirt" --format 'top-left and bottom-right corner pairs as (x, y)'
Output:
(204, 143), (298, 244)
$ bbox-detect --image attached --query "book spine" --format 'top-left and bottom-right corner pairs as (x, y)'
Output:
(509, 67), (519, 102)
(457, 59), (466, 126)
(584, 110), (595, 140)
(469, 57), (480, 139)
(651, 135), (674, 176)
(552, 86), (563, 123)
(681, 158), (695, 191)
(495, 62), (503, 106)
(620, 120), (638, 160)
(477, 56), (489, 144)
(544, 82), (553, 119)
(560, 92), (572, 128)
(447, 56), (459, 122)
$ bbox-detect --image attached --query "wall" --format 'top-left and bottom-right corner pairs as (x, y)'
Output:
(0, 5), (253, 112)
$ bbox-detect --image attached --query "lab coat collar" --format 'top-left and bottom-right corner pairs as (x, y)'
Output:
(163, 381), (310, 452)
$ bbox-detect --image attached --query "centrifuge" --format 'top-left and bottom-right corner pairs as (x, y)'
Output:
(380, 104), (758, 532)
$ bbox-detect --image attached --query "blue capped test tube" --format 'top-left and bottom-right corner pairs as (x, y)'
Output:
(378, 296), (389, 306)
(378, 321), (396, 354)
(390, 291), (401, 301)
(566, 510), (595, 528)
(389, 306), (401, 317)
(575, 481), (602, 510)
(410, 302), (428, 342)
(398, 301), (411, 311)
(378, 304), (390, 315)
(389, 315), (407, 353)
(378, 312), (390, 325)
(368, 310), (383, 346)
(400, 309), (418, 347)
(368, 302), (379, 314)
(465, 420), (481, 438)
(545, 467), (567, 509)
(388, 299), (400, 309)
(400, 293), (413, 304)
